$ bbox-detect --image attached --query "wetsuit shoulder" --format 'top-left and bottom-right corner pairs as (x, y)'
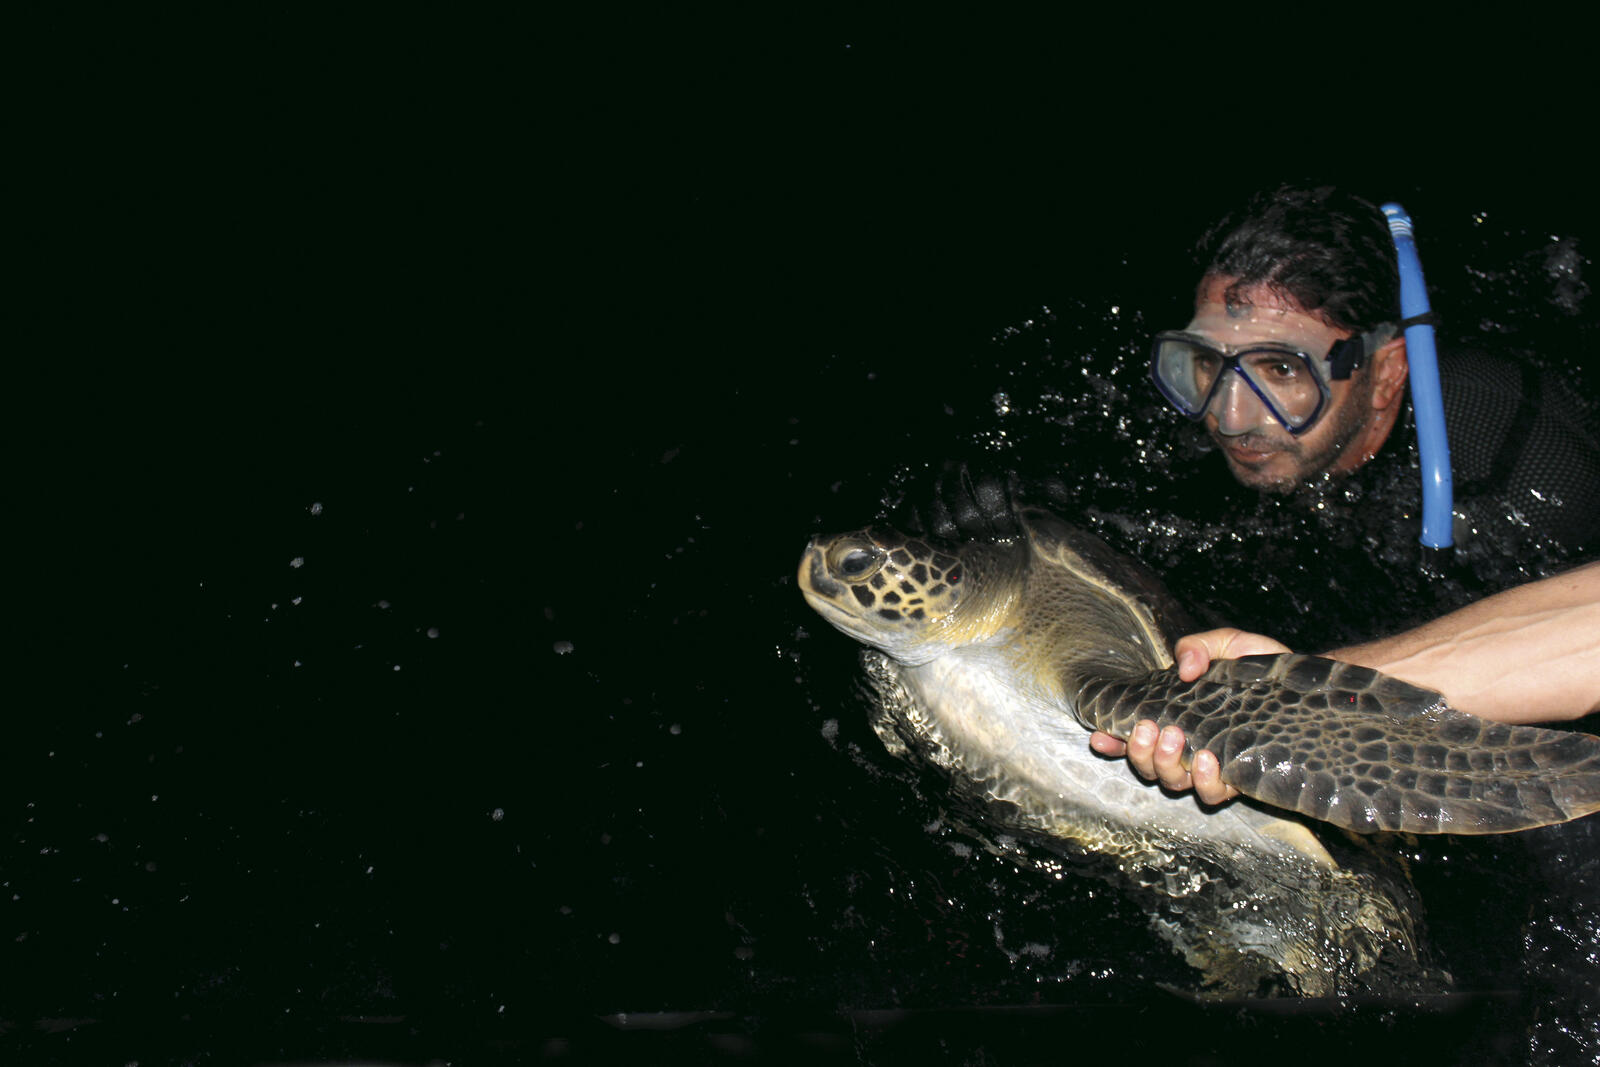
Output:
(1438, 348), (1600, 551)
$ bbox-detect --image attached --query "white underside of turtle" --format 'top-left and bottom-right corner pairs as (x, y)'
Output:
(860, 648), (1418, 996)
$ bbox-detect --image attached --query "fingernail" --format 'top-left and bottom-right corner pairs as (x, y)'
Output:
(1159, 727), (1182, 752)
(1133, 721), (1157, 745)
(1178, 650), (1197, 676)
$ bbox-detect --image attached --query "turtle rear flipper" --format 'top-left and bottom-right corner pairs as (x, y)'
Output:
(1076, 654), (1600, 835)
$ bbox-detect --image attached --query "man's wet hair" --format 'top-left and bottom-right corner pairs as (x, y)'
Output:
(1195, 186), (1401, 334)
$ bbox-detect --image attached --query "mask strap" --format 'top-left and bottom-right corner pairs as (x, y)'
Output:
(1327, 316), (1421, 381)
(1326, 334), (1368, 380)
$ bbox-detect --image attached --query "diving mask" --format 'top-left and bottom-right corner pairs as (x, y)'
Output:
(1149, 325), (1395, 435)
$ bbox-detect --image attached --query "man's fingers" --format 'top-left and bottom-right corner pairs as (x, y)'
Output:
(1191, 748), (1240, 805)
(1100, 718), (1238, 807)
(1152, 724), (1192, 791)
(1089, 731), (1128, 757)
(1175, 627), (1293, 681)
(1125, 720), (1160, 781)
(1176, 648), (1202, 681)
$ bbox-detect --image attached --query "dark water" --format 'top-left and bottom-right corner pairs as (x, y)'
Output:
(12, 27), (1600, 1066)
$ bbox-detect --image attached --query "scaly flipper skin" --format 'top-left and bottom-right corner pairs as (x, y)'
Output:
(1074, 654), (1600, 834)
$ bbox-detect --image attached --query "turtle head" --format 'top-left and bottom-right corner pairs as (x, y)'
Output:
(799, 526), (995, 661)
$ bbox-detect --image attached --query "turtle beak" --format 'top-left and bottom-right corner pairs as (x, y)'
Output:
(799, 539), (843, 599)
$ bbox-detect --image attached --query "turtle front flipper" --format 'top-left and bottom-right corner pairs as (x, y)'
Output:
(1074, 654), (1600, 835)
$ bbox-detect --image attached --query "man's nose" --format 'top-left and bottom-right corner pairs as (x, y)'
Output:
(1207, 372), (1272, 436)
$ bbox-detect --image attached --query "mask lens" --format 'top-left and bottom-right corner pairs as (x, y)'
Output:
(1237, 350), (1324, 429)
(1151, 335), (1221, 416)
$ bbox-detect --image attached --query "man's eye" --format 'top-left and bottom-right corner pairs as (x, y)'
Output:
(1245, 354), (1301, 379)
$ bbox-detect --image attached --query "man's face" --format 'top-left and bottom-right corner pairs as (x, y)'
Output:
(1185, 277), (1377, 491)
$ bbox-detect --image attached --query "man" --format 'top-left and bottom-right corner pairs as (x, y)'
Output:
(1151, 184), (1599, 549)
(1149, 194), (1410, 495)
(922, 188), (1597, 593)
(1098, 186), (1600, 799)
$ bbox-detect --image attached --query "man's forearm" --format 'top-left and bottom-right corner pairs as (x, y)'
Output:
(1327, 562), (1600, 722)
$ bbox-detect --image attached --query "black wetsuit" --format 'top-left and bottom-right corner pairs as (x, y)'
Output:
(1156, 349), (1599, 646)
(1439, 348), (1600, 554)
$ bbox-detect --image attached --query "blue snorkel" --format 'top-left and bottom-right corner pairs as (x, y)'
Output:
(1382, 203), (1453, 550)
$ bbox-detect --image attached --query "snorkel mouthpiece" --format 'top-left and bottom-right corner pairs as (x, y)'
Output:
(1382, 203), (1453, 550)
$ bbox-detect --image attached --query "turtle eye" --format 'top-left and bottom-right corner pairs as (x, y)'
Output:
(839, 549), (876, 577)
(827, 539), (883, 582)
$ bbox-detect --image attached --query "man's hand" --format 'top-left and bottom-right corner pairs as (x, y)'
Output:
(1089, 628), (1291, 804)
(1170, 627), (1291, 682)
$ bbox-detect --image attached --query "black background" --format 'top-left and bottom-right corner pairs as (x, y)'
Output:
(10, 15), (1599, 1065)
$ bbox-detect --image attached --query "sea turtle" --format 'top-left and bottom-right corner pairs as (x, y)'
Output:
(798, 506), (1600, 993)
